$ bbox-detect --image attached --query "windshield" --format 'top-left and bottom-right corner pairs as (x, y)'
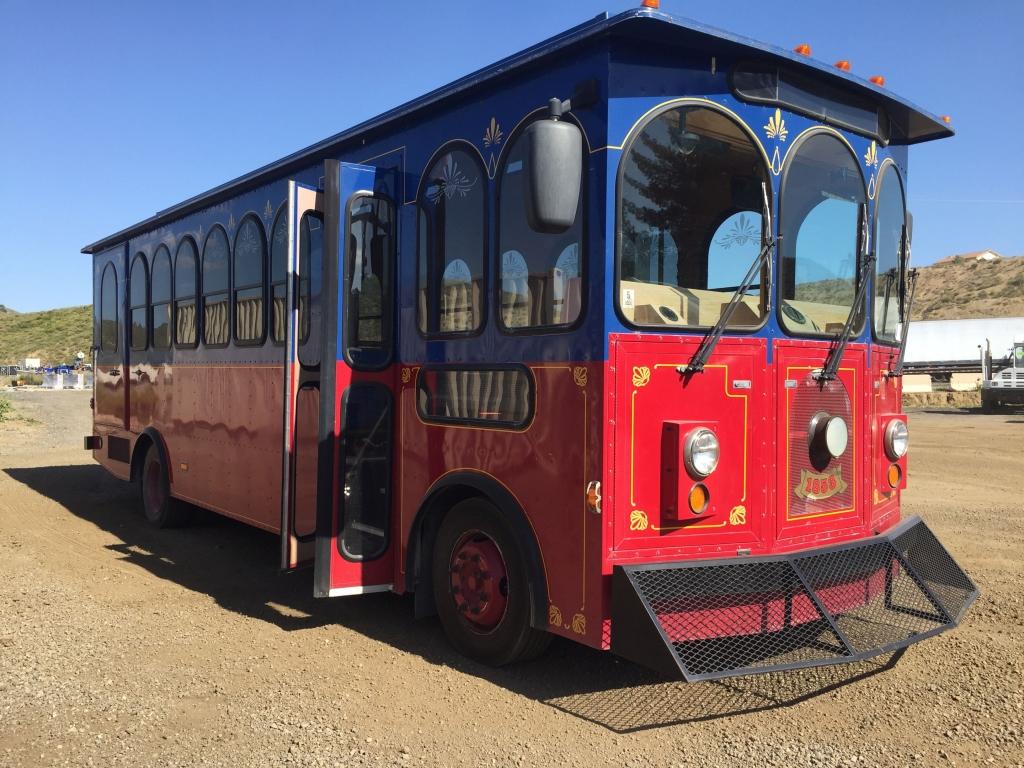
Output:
(778, 132), (865, 336)
(618, 105), (770, 329)
(874, 165), (906, 342)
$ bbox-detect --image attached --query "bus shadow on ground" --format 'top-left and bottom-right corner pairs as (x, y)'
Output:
(5, 462), (904, 732)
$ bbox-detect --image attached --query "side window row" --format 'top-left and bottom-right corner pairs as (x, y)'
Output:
(127, 208), (301, 351)
(417, 120), (585, 338)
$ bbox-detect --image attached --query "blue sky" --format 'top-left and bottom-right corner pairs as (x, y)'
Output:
(1, 0), (1020, 312)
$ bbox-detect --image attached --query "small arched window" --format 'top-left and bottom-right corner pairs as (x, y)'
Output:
(618, 105), (770, 329)
(499, 120), (585, 330)
(202, 226), (230, 346)
(129, 253), (149, 351)
(233, 215), (266, 344)
(779, 132), (866, 336)
(270, 205), (288, 344)
(874, 164), (906, 343)
(174, 238), (198, 347)
(99, 262), (119, 352)
(417, 147), (486, 335)
(151, 245), (172, 350)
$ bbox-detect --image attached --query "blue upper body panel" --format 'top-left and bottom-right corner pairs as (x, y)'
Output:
(84, 8), (945, 366)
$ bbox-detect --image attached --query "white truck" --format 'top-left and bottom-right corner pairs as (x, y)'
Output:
(982, 341), (1024, 412)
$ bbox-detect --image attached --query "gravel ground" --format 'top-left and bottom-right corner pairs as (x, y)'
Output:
(0, 390), (1021, 767)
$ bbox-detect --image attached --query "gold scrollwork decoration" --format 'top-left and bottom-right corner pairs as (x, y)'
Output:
(573, 366), (588, 388)
(632, 366), (651, 388)
(629, 509), (649, 531)
(729, 505), (747, 526)
(571, 613), (587, 635)
(548, 604), (563, 627)
(400, 367), (412, 385)
(764, 108), (788, 141)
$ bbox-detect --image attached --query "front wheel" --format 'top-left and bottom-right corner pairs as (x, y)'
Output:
(139, 442), (190, 528)
(431, 499), (550, 666)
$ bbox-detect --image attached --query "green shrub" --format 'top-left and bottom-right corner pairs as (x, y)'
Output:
(0, 397), (11, 422)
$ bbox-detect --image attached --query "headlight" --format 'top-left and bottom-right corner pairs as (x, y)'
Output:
(685, 428), (720, 478)
(884, 419), (909, 460)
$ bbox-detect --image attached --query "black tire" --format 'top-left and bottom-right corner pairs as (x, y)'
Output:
(431, 498), (550, 666)
(139, 442), (190, 528)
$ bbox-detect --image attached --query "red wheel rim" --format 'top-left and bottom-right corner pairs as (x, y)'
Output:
(448, 531), (508, 632)
(144, 460), (163, 512)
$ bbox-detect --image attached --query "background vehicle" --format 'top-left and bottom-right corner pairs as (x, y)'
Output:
(82, 4), (975, 680)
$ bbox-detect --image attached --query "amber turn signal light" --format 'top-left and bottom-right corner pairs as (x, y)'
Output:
(688, 483), (709, 515)
(834, 60), (851, 71)
(887, 463), (902, 488)
(869, 75), (886, 86)
(941, 115), (952, 124)
(641, 0), (660, 8)
(793, 43), (812, 57)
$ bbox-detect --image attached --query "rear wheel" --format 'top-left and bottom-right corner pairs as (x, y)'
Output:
(432, 499), (550, 666)
(139, 442), (190, 528)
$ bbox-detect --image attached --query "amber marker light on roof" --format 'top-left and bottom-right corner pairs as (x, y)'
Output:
(834, 60), (851, 71)
(641, 0), (660, 8)
(869, 75), (886, 86)
(793, 43), (812, 56)
(942, 115), (953, 124)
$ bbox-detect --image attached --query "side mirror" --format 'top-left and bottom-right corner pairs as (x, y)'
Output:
(524, 102), (582, 234)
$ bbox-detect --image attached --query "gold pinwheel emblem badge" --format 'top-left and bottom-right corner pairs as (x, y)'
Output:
(573, 366), (588, 387)
(632, 366), (651, 388)
(571, 613), (587, 635)
(729, 505), (747, 526)
(629, 509), (649, 531)
(548, 604), (563, 627)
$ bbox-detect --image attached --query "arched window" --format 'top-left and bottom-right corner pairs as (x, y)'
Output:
(270, 205), (288, 344)
(779, 132), (865, 335)
(129, 253), (149, 351)
(99, 263), (118, 352)
(174, 238), (198, 347)
(417, 147), (486, 335)
(233, 215), (266, 344)
(618, 105), (770, 329)
(874, 164), (906, 342)
(499, 120), (585, 330)
(151, 245), (172, 350)
(202, 226), (230, 346)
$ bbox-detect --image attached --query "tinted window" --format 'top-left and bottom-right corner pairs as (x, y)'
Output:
(151, 245), (172, 350)
(339, 385), (392, 561)
(416, 367), (533, 428)
(270, 206), (288, 344)
(874, 166), (905, 342)
(100, 263), (118, 352)
(417, 148), (485, 335)
(129, 253), (148, 351)
(174, 238), (198, 346)
(202, 226), (230, 346)
(298, 212), (323, 367)
(779, 133), (865, 335)
(346, 195), (393, 366)
(619, 106), (769, 329)
(233, 216), (266, 343)
(499, 125), (584, 330)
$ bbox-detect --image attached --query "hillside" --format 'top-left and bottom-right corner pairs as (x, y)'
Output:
(912, 255), (1024, 320)
(0, 305), (91, 365)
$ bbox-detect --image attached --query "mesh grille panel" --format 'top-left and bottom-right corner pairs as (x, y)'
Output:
(613, 518), (977, 682)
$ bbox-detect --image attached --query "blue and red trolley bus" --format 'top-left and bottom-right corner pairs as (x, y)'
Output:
(83, 5), (976, 680)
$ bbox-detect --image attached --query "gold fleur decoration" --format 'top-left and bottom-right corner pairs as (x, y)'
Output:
(400, 367), (412, 385)
(548, 604), (563, 627)
(263, 200), (273, 221)
(764, 108), (788, 141)
(228, 213), (236, 230)
(729, 505), (747, 526)
(571, 613), (587, 635)
(864, 140), (878, 168)
(629, 509), (649, 531)
(483, 117), (504, 148)
(632, 366), (651, 388)
(573, 366), (588, 388)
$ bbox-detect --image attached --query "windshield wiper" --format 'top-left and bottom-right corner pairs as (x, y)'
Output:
(887, 267), (918, 377)
(818, 204), (873, 381)
(685, 183), (775, 374)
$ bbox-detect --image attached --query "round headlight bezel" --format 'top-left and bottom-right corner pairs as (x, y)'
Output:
(684, 428), (720, 479)
(884, 419), (909, 461)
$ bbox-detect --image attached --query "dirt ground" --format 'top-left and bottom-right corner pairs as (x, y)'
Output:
(0, 389), (1022, 768)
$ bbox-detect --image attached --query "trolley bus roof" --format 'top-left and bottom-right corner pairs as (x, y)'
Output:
(82, 7), (953, 255)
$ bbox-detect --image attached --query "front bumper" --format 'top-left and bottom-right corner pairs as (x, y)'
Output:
(611, 517), (977, 681)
